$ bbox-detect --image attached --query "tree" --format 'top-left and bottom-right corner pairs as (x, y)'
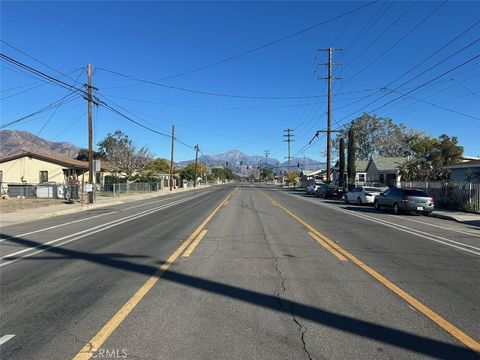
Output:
(97, 130), (153, 180)
(398, 134), (463, 181)
(334, 113), (423, 160)
(180, 162), (207, 181)
(75, 148), (102, 161)
(135, 158), (170, 182)
(347, 127), (356, 185)
(339, 137), (345, 189)
(260, 167), (274, 182)
(285, 171), (300, 186)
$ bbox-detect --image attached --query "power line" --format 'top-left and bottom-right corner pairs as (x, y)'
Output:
(1, 94), (79, 129)
(369, 54), (480, 114)
(383, 87), (480, 121)
(25, 71), (85, 154)
(97, 67), (326, 100)
(0, 53), (87, 97)
(0, 40), (82, 83)
(96, 98), (195, 149)
(344, 1), (447, 86)
(153, 1), (378, 82)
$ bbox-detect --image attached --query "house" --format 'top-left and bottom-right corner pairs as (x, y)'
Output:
(365, 157), (408, 187)
(0, 150), (88, 186)
(300, 169), (326, 187)
(332, 160), (369, 185)
(443, 159), (480, 182)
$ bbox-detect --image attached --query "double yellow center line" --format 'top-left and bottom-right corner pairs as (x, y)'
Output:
(261, 192), (480, 354)
(73, 188), (235, 360)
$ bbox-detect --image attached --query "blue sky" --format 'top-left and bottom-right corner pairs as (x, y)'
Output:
(1, 1), (479, 162)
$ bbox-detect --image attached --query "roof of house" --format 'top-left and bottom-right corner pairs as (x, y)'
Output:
(302, 169), (325, 176)
(368, 157), (408, 171)
(355, 160), (370, 172)
(444, 159), (480, 170)
(0, 150), (89, 169)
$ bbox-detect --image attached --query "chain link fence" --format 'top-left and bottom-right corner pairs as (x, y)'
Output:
(97, 182), (160, 197)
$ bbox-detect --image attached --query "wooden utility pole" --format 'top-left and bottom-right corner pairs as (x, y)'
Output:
(283, 129), (294, 174)
(87, 64), (94, 204)
(193, 144), (199, 188)
(264, 150), (270, 166)
(170, 125), (175, 191)
(318, 48), (341, 183)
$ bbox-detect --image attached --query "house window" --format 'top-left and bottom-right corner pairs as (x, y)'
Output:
(39, 171), (49, 183)
(357, 173), (366, 182)
(0, 170), (3, 183)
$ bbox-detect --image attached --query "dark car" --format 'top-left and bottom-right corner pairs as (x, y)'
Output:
(315, 183), (330, 198)
(374, 188), (434, 215)
(325, 185), (345, 199)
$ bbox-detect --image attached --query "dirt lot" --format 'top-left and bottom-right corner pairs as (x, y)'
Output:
(0, 198), (67, 213)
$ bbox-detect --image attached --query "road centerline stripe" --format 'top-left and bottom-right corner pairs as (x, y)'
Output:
(261, 192), (480, 353)
(182, 229), (208, 257)
(72, 189), (234, 360)
(308, 232), (347, 262)
(0, 334), (15, 346)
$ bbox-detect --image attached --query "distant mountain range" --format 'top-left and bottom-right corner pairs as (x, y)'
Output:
(0, 131), (325, 175)
(0, 130), (80, 158)
(178, 150), (325, 175)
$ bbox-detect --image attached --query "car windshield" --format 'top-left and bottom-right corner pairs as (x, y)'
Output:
(404, 189), (429, 197)
(365, 187), (382, 192)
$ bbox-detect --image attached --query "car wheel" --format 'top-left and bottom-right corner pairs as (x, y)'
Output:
(423, 211), (431, 216)
(374, 200), (380, 210)
(393, 202), (400, 215)
(357, 197), (362, 206)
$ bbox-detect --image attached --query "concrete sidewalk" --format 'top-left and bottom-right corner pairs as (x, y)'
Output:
(0, 185), (211, 227)
(430, 209), (480, 226)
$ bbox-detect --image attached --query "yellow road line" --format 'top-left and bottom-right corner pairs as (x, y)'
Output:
(261, 192), (480, 353)
(182, 229), (208, 257)
(308, 232), (347, 262)
(72, 190), (234, 360)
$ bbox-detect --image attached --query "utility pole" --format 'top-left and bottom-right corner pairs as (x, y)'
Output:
(87, 64), (94, 204)
(283, 129), (294, 174)
(318, 48), (342, 183)
(193, 144), (199, 188)
(264, 150), (270, 166)
(170, 125), (175, 191)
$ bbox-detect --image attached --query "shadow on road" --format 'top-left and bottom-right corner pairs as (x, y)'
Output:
(1, 233), (477, 360)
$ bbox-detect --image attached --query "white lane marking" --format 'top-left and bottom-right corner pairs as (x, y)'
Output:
(0, 334), (15, 346)
(317, 200), (480, 256)
(0, 190), (212, 242)
(0, 211), (117, 243)
(120, 190), (208, 211)
(384, 214), (480, 238)
(0, 191), (210, 268)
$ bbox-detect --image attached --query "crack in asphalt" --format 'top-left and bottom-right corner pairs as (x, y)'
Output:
(251, 194), (313, 360)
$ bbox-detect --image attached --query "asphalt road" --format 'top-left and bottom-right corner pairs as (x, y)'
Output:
(0, 184), (479, 359)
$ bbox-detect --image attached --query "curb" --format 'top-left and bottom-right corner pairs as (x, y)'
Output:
(429, 212), (458, 222)
(40, 200), (124, 219)
(1, 185), (212, 227)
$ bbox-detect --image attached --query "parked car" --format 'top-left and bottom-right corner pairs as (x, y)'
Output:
(306, 181), (322, 195)
(374, 188), (434, 215)
(325, 185), (345, 199)
(315, 183), (330, 198)
(345, 186), (383, 205)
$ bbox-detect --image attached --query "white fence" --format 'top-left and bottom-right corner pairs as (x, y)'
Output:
(400, 181), (480, 213)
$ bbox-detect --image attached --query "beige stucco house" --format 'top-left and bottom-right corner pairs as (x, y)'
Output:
(0, 150), (88, 185)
